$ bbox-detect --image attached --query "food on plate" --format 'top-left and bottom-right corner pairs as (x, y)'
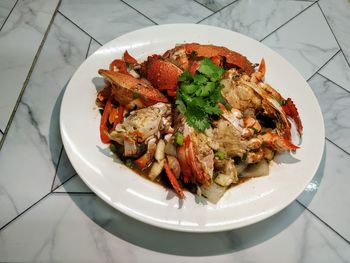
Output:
(96, 43), (303, 203)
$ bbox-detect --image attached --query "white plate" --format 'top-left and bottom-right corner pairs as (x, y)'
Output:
(60, 24), (324, 232)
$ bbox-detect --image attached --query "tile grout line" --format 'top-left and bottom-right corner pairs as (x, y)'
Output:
(196, 0), (238, 24)
(50, 146), (64, 192)
(0, 0), (19, 31)
(119, 0), (158, 25)
(56, 10), (103, 46)
(0, 0), (62, 151)
(51, 172), (76, 192)
(259, 0), (319, 42)
(317, 72), (350, 95)
(325, 137), (350, 156)
(0, 192), (52, 232)
(52, 192), (95, 195)
(85, 37), (92, 59)
(306, 49), (341, 82)
(317, 2), (350, 69)
(192, 0), (216, 12)
(296, 200), (350, 244)
(51, 173), (78, 192)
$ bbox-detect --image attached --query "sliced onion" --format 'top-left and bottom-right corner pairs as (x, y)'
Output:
(201, 183), (227, 204)
(236, 162), (248, 175)
(240, 159), (269, 178)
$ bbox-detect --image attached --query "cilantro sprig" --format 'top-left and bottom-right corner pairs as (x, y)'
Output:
(176, 58), (228, 132)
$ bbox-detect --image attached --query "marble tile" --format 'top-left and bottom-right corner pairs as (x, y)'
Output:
(52, 37), (102, 191)
(54, 175), (92, 193)
(298, 140), (350, 241)
(308, 74), (350, 153)
(0, 195), (350, 262)
(0, 14), (90, 228)
(51, 148), (77, 191)
(319, 0), (350, 64)
(0, 0), (60, 131)
(59, 0), (155, 44)
(195, 0), (235, 12)
(123, 0), (213, 24)
(319, 52), (350, 92)
(87, 38), (102, 57)
(201, 0), (312, 41)
(0, 0), (16, 29)
(262, 4), (339, 80)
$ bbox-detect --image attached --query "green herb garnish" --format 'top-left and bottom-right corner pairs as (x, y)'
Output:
(175, 132), (184, 146)
(125, 159), (133, 168)
(242, 152), (248, 161)
(133, 91), (139, 98)
(215, 151), (225, 160)
(252, 127), (258, 134)
(109, 143), (117, 154)
(176, 58), (228, 132)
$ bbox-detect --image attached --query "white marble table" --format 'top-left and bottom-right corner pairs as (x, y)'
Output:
(0, 0), (350, 262)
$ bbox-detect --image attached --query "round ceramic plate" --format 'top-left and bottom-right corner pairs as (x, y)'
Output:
(60, 24), (324, 232)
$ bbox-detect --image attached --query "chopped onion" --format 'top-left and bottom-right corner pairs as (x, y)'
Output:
(164, 141), (177, 156)
(129, 69), (140, 78)
(155, 139), (165, 161)
(215, 173), (234, 187)
(148, 159), (165, 181)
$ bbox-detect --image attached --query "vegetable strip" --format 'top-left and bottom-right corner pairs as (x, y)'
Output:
(164, 160), (184, 198)
(100, 96), (113, 143)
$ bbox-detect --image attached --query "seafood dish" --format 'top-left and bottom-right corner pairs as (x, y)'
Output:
(96, 43), (303, 203)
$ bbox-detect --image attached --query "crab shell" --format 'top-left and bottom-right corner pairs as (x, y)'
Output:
(175, 119), (214, 186)
(163, 43), (255, 75)
(140, 56), (183, 90)
(98, 69), (168, 110)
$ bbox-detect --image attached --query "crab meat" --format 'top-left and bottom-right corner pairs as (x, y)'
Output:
(220, 72), (299, 151)
(109, 103), (172, 158)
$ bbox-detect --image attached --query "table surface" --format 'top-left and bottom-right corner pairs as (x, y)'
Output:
(1, 0), (350, 262)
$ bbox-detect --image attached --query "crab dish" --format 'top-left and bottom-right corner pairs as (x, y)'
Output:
(96, 43), (303, 203)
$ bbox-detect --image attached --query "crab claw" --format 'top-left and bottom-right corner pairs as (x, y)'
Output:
(261, 132), (299, 152)
(282, 98), (303, 136)
(254, 58), (266, 82)
(140, 56), (182, 90)
(123, 50), (138, 65)
(98, 69), (168, 110)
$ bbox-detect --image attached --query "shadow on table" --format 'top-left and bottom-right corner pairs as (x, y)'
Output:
(65, 145), (326, 257)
